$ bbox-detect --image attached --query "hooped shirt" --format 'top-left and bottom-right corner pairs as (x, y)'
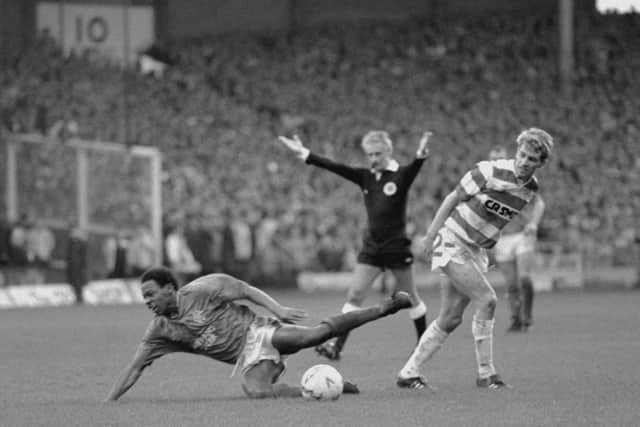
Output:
(445, 159), (539, 249)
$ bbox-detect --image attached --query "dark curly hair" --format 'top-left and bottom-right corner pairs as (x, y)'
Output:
(140, 266), (179, 290)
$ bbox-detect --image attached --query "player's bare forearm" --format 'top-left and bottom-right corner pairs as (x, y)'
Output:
(241, 284), (308, 322)
(529, 196), (545, 228)
(426, 190), (460, 237)
(242, 285), (283, 315)
(105, 365), (143, 402)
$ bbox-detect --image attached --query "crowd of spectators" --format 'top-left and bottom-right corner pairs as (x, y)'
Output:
(1, 12), (639, 286)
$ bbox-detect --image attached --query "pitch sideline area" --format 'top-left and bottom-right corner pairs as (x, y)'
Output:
(1, 289), (638, 427)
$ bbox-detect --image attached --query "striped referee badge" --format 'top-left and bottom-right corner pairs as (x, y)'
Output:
(383, 182), (397, 196)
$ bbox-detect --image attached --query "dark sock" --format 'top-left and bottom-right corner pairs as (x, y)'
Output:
(322, 306), (384, 337)
(507, 283), (522, 324)
(413, 316), (427, 340)
(520, 277), (534, 324)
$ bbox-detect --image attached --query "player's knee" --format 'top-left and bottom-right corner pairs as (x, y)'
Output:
(478, 294), (497, 315)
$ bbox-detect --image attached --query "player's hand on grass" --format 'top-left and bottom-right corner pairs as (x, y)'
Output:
(278, 134), (308, 159)
(276, 305), (309, 323)
(416, 131), (433, 158)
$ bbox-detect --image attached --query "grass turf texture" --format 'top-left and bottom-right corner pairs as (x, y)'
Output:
(1, 289), (639, 427)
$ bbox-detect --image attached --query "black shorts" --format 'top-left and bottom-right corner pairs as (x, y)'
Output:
(357, 236), (414, 269)
(357, 251), (414, 269)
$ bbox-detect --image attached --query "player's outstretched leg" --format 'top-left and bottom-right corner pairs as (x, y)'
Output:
(274, 292), (411, 357)
(322, 291), (412, 336)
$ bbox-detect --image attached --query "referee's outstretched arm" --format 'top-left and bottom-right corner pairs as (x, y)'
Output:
(278, 134), (364, 185)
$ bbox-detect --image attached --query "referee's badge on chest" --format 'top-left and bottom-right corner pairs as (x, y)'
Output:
(383, 182), (397, 196)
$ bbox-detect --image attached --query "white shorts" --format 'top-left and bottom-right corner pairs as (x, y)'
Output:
(431, 227), (488, 273)
(233, 317), (286, 377)
(493, 232), (535, 263)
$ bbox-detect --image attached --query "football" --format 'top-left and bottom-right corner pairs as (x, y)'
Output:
(300, 364), (344, 401)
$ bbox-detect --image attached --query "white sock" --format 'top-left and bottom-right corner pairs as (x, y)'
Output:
(472, 316), (496, 379)
(408, 300), (427, 320)
(342, 302), (360, 313)
(399, 321), (448, 379)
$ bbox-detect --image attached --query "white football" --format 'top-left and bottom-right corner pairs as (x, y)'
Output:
(300, 364), (344, 401)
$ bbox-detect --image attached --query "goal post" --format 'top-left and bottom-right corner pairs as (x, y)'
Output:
(3, 133), (163, 269)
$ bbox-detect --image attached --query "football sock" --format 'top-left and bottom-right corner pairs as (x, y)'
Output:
(399, 320), (448, 379)
(520, 277), (534, 324)
(342, 302), (361, 313)
(408, 300), (428, 339)
(322, 303), (385, 337)
(472, 316), (496, 379)
(507, 283), (522, 323)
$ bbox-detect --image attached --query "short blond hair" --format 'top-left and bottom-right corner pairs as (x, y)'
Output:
(361, 130), (393, 152)
(516, 128), (554, 163)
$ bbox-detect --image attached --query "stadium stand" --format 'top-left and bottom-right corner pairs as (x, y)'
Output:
(1, 13), (639, 291)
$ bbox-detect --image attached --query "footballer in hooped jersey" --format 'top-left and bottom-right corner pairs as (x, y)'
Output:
(279, 130), (431, 361)
(488, 146), (545, 333)
(397, 128), (553, 390)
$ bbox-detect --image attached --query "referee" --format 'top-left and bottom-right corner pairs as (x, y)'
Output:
(279, 130), (431, 360)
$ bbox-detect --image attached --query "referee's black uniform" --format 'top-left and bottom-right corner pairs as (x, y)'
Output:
(307, 152), (425, 269)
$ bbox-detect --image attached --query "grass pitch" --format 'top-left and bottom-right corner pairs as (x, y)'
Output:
(1, 288), (639, 427)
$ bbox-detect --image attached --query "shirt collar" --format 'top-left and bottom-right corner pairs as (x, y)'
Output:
(371, 159), (399, 174)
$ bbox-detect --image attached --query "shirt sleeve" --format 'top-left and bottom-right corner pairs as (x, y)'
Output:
(401, 157), (426, 187)
(138, 320), (188, 368)
(306, 152), (366, 187)
(456, 163), (489, 200)
(180, 276), (229, 308)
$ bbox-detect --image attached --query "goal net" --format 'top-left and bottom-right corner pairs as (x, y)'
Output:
(2, 133), (162, 278)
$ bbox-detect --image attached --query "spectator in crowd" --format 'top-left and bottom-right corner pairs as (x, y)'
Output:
(164, 221), (201, 284)
(8, 214), (30, 266)
(0, 218), (10, 265)
(2, 12), (639, 278)
(26, 219), (56, 267)
(104, 231), (130, 279)
(128, 226), (156, 277)
(67, 225), (88, 304)
(229, 208), (255, 281)
(185, 215), (216, 275)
